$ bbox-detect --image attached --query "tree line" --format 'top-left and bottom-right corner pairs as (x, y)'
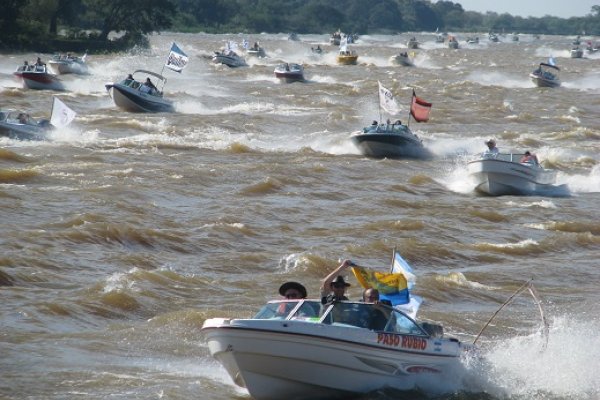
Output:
(1, 0), (599, 52)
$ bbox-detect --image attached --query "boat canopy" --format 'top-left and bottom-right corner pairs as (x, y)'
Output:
(132, 69), (167, 83)
(539, 63), (560, 70)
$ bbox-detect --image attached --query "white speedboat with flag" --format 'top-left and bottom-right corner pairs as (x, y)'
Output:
(468, 152), (561, 196)
(274, 63), (304, 83)
(213, 41), (247, 67)
(350, 83), (432, 159)
(203, 248), (467, 400)
(0, 97), (76, 141)
(390, 51), (414, 66)
(106, 42), (188, 113)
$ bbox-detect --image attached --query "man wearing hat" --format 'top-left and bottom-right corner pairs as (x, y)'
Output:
(320, 259), (352, 305)
(278, 281), (307, 299)
(484, 139), (499, 155)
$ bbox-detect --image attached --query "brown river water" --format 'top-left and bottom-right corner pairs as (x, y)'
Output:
(1, 32), (599, 399)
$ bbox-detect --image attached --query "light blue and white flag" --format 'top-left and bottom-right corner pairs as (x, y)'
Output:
(548, 56), (556, 66)
(165, 42), (188, 73)
(391, 250), (422, 319)
(242, 39), (249, 50)
(50, 97), (76, 128)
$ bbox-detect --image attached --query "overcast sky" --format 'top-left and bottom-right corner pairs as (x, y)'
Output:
(453, 0), (598, 18)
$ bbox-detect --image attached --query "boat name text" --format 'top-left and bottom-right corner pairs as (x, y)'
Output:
(377, 333), (427, 350)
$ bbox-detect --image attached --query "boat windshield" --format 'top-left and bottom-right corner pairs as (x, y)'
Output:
(253, 300), (322, 321)
(321, 302), (426, 334)
(364, 123), (409, 134)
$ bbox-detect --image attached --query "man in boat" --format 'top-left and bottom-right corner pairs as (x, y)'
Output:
(320, 260), (352, 304)
(484, 139), (499, 155)
(143, 77), (158, 94)
(279, 282), (307, 300)
(35, 57), (45, 67)
(520, 151), (538, 164)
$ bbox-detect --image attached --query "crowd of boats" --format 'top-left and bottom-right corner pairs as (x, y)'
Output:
(4, 32), (581, 196)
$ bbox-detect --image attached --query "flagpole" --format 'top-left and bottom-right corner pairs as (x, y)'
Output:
(407, 90), (414, 128)
(390, 247), (396, 273)
(378, 84), (382, 123)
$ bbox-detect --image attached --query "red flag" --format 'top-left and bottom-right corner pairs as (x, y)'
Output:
(410, 91), (432, 122)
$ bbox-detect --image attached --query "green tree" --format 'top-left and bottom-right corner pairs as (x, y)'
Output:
(84, 0), (177, 41)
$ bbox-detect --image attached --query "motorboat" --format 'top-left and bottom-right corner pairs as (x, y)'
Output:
(274, 63), (304, 83)
(530, 62), (560, 87)
(585, 41), (599, 53)
(468, 152), (558, 196)
(202, 299), (471, 400)
(0, 111), (52, 140)
(105, 70), (174, 113)
(570, 46), (583, 58)
(48, 53), (89, 75)
(288, 32), (300, 41)
(0, 97), (76, 140)
(212, 50), (247, 67)
(329, 31), (342, 46)
(447, 36), (459, 49)
(13, 64), (65, 91)
(435, 33), (446, 43)
(389, 52), (414, 67)
(246, 43), (267, 58)
(310, 46), (323, 55)
(572, 35), (581, 45)
(406, 37), (419, 49)
(351, 122), (429, 159)
(488, 33), (500, 42)
(511, 33), (519, 42)
(350, 85), (432, 159)
(466, 37), (479, 44)
(336, 50), (358, 65)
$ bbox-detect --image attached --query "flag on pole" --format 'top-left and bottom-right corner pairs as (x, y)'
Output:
(165, 42), (188, 73)
(50, 97), (76, 128)
(410, 90), (432, 122)
(390, 250), (422, 318)
(378, 81), (401, 115)
(547, 56), (556, 66)
(351, 266), (410, 306)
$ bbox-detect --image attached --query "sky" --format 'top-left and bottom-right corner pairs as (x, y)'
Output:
(452, 0), (598, 18)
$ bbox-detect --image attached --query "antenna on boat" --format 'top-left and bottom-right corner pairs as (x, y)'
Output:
(473, 278), (549, 349)
(389, 246), (396, 273)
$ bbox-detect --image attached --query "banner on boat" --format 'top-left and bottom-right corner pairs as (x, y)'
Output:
(410, 90), (432, 122)
(50, 97), (76, 128)
(378, 81), (401, 115)
(165, 42), (189, 73)
(351, 266), (410, 306)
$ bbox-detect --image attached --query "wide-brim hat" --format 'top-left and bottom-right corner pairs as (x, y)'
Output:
(278, 281), (307, 298)
(331, 275), (351, 287)
(485, 139), (496, 145)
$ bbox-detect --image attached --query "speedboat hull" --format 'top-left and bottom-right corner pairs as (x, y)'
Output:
(106, 83), (174, 113)
(14, 71), (64, 91)
(530, 74), (561, 87)
(390, 55), (413, 66)
(0, 121), (49, 140)
(212, 54), (247, 67)
(274, 64), (304, 83)
(203, 317), (467, 400)
(468, 156), (558, 196)
(351, 125), (428, 159)
(336, 55), (358, 65)
(48, 60), (88, 75)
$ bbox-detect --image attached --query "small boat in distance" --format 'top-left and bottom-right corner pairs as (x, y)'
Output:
(350, 83), (432, 159)
(406, 37), (419, 49)
(288, 32), (299, 41)
(447, 35), (459, 49)
(212, 49), (247, 68)
(245, 41), (267, 58)
(13, 62), (65, 91)
(530, 60), (561, 87)
(466, 37), (479, 44)
(106, 70), (174, 113)
(468, 152), (562, 196)
(389, 52), (414, 67)
(336, 38), (358, 65)
(48, 53), (89, 75)
(274, 63), (304, 83)
(570, 46), (583, 58)
(489, 33), (500, 42)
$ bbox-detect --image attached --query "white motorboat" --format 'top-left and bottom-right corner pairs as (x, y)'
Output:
(202, 299), (471, 400)
(406, 37), (419, 49)
(351, 85), (432, 159)
(48, 53), (89, 75)
(13, 64), (65, 91)
(0, 111), (52, 140)
(466, 37), (479, 44)
(0, 97), (76, 141)
(488, 33), (500, 42)
(570, 47), (583, 58)
(447, 36), (459, 49)
(274, 63), (305, 83)
(212, 50), (247, 67)
(389, 52), (414, 66)
(468, 152), (558, 196)
(105, 70), (174, 113)
(530, 62), (560, 87)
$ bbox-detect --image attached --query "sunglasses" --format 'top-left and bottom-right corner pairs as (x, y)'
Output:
(285, 292), (301, 299)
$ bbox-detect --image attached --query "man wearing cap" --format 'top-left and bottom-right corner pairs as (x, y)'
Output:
(320, 259), (352, 305)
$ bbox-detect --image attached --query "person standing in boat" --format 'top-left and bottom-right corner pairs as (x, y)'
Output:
(279, 281), (307, 299)
(321, 260), (352, 304)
